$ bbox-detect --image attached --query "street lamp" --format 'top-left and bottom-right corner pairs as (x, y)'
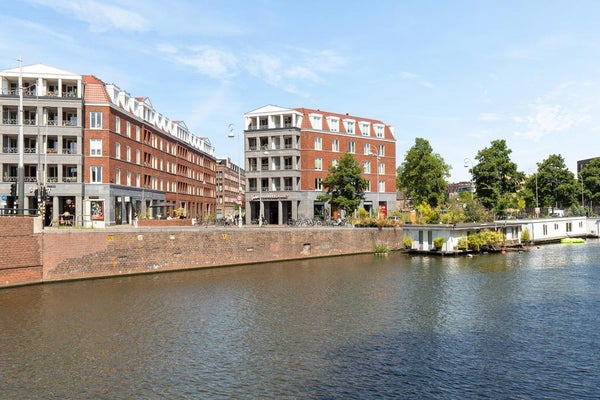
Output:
(368, 145), (381, 218)
(464, 158), (474, 195)
(227, 123), (243, 227)
(259, 148), (269, 226)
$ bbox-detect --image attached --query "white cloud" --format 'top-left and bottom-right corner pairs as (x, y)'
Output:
(478, 113), (503, 121)
(399, 71), (434, 88)
(513, 101), (588, 140)
(157, 44), (239, 80)
(26, 0), (149, 32)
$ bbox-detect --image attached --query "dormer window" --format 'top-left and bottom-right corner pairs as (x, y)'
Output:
(309, 113), (323, 130)
(344, 119), (355, 134)
(360, 122), (370, 136)
(327, 116), (339, 132)
(374, 124), (385, 138)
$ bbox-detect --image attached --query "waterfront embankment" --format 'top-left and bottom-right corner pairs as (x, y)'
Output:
(0, 217), (403, 288)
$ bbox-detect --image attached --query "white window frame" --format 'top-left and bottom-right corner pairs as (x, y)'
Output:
(314, 137), (322, 150)
(315, 157), (322, 171)
(115, 142), (121, 159)
(360, 122), (370, 136)
(374, 124), (385, 138)
(90, 139), (102, 156)
(90, 111), (102, 129)
(348, 141), (355, 153)
(332, 139), (339, 152)
(90, 166), (102, 183)
(327, 117), (339, 132)
(115, 116), (120, 134)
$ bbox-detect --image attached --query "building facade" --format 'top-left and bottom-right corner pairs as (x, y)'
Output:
(243, 105), (397, 224)
(0, 64), (84, 226)
(82, 75), (216, 226)
(215, 157), (245, 222)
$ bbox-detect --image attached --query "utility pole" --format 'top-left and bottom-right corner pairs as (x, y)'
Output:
(17, 57), (25, 214)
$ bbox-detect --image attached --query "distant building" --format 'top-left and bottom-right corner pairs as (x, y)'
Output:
(577, 157), (599, 173)
(216, 157), (245, 221)
(243, 105), (397, 224)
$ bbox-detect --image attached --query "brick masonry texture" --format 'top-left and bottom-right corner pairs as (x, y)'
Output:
(0, 218), (43, 286)
(1, 218), (403, 288)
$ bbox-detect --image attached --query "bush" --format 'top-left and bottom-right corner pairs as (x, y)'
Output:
(521, 228), (530, 243)
(403, 236), (413, 249)
(433, 236), (445, 250)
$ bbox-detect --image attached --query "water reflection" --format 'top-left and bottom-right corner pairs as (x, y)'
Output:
(1, 241), (599, 399)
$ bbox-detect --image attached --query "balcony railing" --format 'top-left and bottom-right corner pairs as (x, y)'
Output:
(63, 177), (78, 183)
(3, 147), (18, 153)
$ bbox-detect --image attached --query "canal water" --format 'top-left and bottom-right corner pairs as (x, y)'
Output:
(2, 241), (600, 399)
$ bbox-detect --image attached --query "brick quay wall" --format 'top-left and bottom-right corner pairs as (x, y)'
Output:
(1, 217), (403, 288)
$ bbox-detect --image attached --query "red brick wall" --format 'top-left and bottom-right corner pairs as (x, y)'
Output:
(0, 217), (43, 286)
(42, 227), (403, 284)
(0, 218), (403, 288)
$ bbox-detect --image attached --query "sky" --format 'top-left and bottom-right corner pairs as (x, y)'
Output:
(2, 0), (599, 182)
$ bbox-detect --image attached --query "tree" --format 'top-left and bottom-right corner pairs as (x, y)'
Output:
(318, 152), (368, 216)
(471, 139), (523, 216)
(397, 138), (450, 208)
(580, 157), (600, 212)
(535, 154), (578, 213)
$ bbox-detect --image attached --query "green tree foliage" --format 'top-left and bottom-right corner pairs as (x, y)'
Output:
(318, 152), (368, 216)
(535, 154), (578, 212)
(471, 139), (523, 216)
(580, 157), (600, 210)
(397, 138), (450, 208)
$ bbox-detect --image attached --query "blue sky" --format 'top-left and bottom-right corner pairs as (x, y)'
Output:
(2, 0), (599, 181)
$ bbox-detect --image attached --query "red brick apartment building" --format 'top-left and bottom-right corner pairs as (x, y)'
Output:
(82, 76), (216, 226)
(243, 105), (396, 224)
(216, 157), (245, 221)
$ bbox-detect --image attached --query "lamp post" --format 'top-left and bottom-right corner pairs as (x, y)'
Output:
(368, 145), (381, 218)
(258, 148), (269, 226)
(227, 123), (243, 227)
(464, 158), (474, 196)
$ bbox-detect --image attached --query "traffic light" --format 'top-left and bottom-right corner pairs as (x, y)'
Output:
(10, 183), (16, 197)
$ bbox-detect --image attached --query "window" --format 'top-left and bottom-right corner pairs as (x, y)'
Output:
(344, 119), (355, 134)
(364, 143), (372, 155)
(126, 146), (131, 162)
(363, 161), (371, 173)
(315, 178), (322, 191)
(136, 126), (140, 141)
(327, 117), (339, 132)
(127, 171), (131, 186)
(115, 142), (121, 159)
(90, 111), (102, 129)
(374, 124), (384, 138)
(378, 180), (385, 193)
(115, 168), (121, 184)
(126, 121), (131, 137)
(90, 166), (102, 183)
(348, 141), (355, 153)
(332, 159), (338, 167)
(115, 116), (120, 134)
(136, 149), (141, 164)
(378, 161), (385, 175)
(314, 137), (322, 150)
(315, 157), (322, 171)
(360, 122), (370, 136)
(379, 144), (385, 156)
(90, 139), (102, 156)
(332, 139), (339, 152)
(310, 114), (322, 130)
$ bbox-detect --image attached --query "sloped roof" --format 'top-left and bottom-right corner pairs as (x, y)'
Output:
(1, 63), (80, 77)
(82, 75), (111, 102)
(245, 104), (299, 115)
